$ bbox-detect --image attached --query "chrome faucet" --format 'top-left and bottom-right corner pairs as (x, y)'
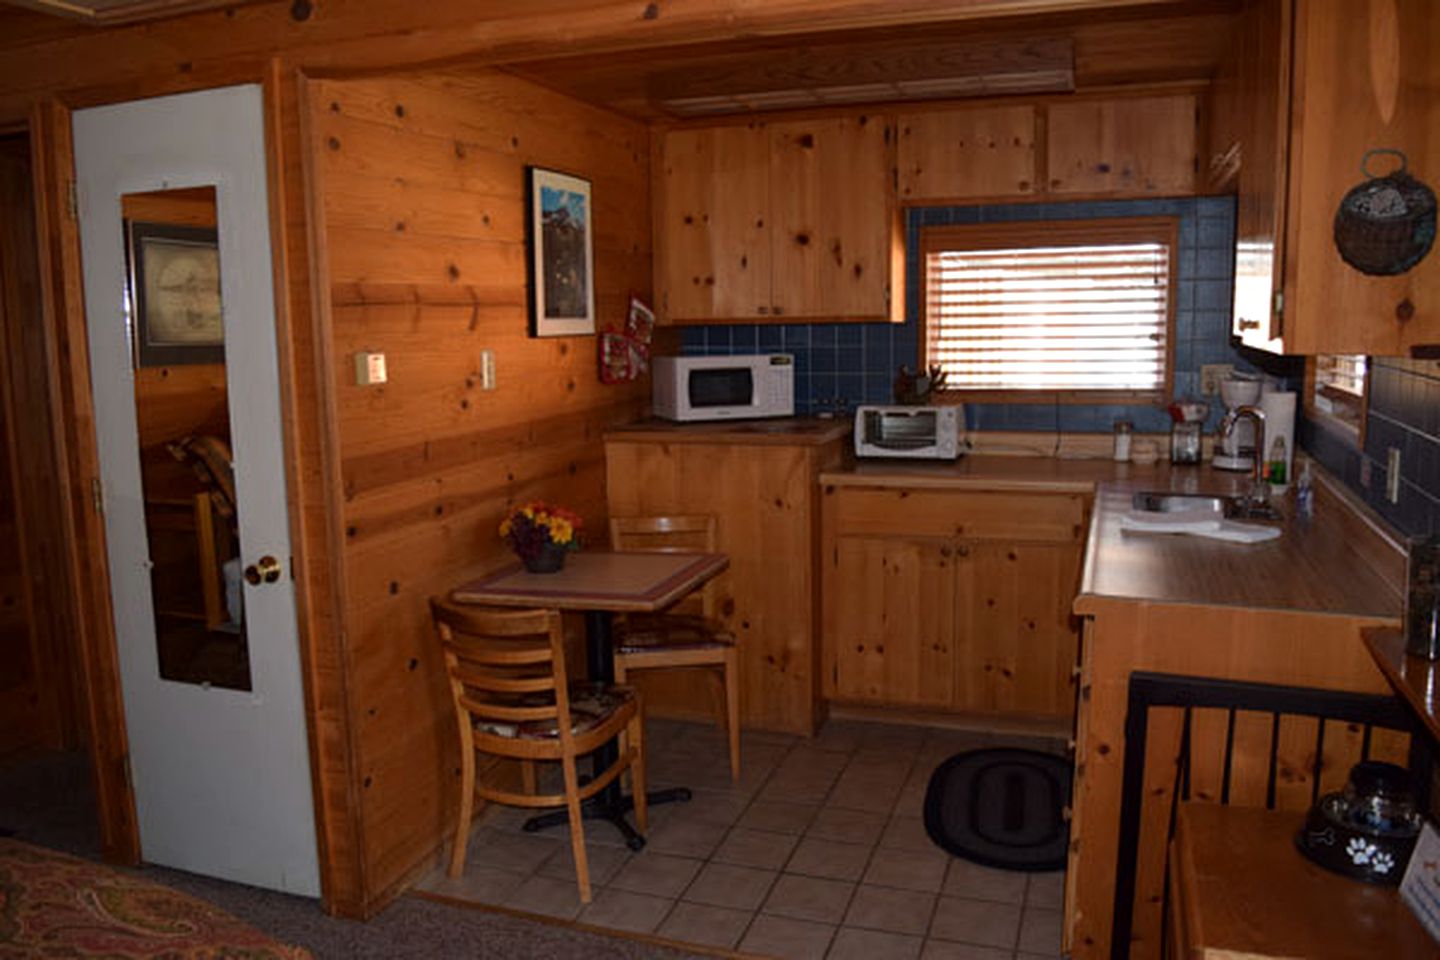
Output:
(1218, 404), (1268, 501)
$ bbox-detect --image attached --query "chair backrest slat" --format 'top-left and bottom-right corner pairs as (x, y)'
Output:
(458, 697), (559, 724)
(430, 598), (574, 745)
(451, 666), (556, 696)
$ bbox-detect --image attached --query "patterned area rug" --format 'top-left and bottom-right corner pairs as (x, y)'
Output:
(0, 838), (312, 959)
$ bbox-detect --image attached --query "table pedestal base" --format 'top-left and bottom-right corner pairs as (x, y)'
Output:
(521, 787), (692, 850)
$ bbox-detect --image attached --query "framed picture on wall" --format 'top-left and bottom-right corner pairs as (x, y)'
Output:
(526, 167), (596, 338)
(126, 220), (225, 367)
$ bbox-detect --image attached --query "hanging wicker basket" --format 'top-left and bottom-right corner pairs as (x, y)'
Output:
(1333, 149), (1436, 276)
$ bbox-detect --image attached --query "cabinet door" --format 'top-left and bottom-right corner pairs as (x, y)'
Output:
(953, 539), (1082, 719)
(657, 123), (770, 322)
(897, 105), (1037, 202)
(827, 535), (955, 706)
(1046, 95), (1197, 197)
(1231, 0), (1290, 351)
(770, 115), (893, 320)
(1283, 0), (1440, 354)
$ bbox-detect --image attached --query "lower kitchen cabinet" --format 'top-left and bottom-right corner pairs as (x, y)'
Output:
(829, 535), (956, 707)
(821, 483), (1088, 724)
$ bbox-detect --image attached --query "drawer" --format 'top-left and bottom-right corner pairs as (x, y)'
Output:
(827, 487), (1088, 542)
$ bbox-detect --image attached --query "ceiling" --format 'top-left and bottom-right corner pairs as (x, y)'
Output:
(0, 0), (1239, 116)
(0, 0), (262, 24)
(502, 1), (1240, 121)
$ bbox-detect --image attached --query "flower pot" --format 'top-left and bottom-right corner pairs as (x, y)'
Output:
(521, 543), (568, 574)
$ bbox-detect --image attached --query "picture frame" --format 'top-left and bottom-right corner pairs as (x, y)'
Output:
(526, 167), (596, 338)
(126, 220), (225, 366)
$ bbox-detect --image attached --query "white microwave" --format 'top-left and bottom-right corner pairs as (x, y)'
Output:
(652, 354), (795, 422)
(854, 404), (965, 460)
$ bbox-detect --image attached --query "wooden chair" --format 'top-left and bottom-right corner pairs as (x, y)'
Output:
(429, 598), (647, 903)
(608, 514), (739, 782)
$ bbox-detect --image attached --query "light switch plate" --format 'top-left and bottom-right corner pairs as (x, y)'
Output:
(480, 350), (496, 391)
(355, 351), (386, 385)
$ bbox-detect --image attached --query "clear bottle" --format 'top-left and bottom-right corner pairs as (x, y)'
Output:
(1295, 460), (1314, 518)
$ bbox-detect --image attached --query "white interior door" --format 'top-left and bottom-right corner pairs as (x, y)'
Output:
(73, 85), (320, 896)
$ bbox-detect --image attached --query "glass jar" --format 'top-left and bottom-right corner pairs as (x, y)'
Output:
(1170, 422), (1202, 465)
(1112, 420), (1133, 462)
(1339, 761), (1423, 835)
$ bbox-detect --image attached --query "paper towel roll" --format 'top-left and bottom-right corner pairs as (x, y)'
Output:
(1259, 390), (1297, 490)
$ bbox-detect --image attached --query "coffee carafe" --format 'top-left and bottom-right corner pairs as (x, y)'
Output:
(1212, 374), (1263, 471)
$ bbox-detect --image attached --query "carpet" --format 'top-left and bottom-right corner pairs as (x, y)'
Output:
(0, 837), (312, 959)
(923, 747), (1072, 872)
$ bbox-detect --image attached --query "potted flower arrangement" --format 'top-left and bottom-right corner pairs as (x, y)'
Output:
(499, 501), (583, 573)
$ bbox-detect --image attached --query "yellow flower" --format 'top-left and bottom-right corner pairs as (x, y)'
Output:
(549, 518), (573, 544)
(498, 518), (512, 537)
(521, 506), (535, 519)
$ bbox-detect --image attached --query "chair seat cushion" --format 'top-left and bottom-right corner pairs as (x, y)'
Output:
(615, 613), (735, 654)
(474, 682), (634, 741)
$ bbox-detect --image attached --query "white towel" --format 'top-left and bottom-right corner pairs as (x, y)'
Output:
(1119, 510), (1281, 543)
(1119, 506), (1223, 533)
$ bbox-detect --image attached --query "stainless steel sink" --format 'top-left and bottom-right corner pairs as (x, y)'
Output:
(1131, 491), (1229, 514)
(1131, 490), (1284, 522)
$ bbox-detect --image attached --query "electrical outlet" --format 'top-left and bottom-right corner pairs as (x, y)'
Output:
(480, 350), (497, 391)
(1200, 364), (1234, 396)
(1387, 447), (1402, 503)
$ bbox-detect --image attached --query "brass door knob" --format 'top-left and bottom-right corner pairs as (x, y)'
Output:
(244, 555), (283, 585)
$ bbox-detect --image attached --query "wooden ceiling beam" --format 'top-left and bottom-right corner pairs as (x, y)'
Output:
(0, 0), (1198, 118)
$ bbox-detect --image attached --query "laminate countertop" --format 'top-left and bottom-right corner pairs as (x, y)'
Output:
(819, 454), (1405, 619)
(605, 418), (851, 447)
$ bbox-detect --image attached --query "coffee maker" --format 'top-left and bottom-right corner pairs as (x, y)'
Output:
(1213, 374), (1263, 471)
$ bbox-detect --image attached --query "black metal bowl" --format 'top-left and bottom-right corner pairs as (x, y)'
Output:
(1295, 793), (1420, 886)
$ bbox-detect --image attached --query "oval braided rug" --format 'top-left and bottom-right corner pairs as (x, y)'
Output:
(923, 747), (1072, 872)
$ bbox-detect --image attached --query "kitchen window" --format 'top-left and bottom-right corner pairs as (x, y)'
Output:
(1306, 353), (1367, 442)
(921, 217), (1178, 403)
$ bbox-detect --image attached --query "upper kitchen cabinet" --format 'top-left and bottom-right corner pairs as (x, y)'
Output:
(896, 105), (1038, 203)
(1217, 0), (1440, 355)
(655, 114), (903, 325)
(1046, 94), (1197, 197)
(896, 94), (1197, 205)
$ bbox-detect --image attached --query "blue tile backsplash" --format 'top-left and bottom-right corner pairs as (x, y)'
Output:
(1300, 358), (1440, 537)
(680, 196), (1288, 432)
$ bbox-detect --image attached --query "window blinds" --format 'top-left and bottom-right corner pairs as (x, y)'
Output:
(925, 241), (1171, 392)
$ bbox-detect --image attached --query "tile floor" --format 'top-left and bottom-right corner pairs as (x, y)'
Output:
(415, 717), (1067, 960)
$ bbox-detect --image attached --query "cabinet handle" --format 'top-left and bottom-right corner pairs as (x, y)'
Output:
(772, 305), (784, 316)
(1397, 299), (1416, 322)
(1237, 318), (1261, 331)
(956, 545), (970, 557)
(757, 305), (769, 315)
(939, 546), (952, 558)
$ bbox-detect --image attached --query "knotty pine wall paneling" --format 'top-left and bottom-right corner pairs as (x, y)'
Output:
(308, 70), (653, 905)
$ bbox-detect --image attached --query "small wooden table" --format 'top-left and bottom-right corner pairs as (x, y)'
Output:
(452, 550), (730, 849)
(1171, 802), (1434, 959)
